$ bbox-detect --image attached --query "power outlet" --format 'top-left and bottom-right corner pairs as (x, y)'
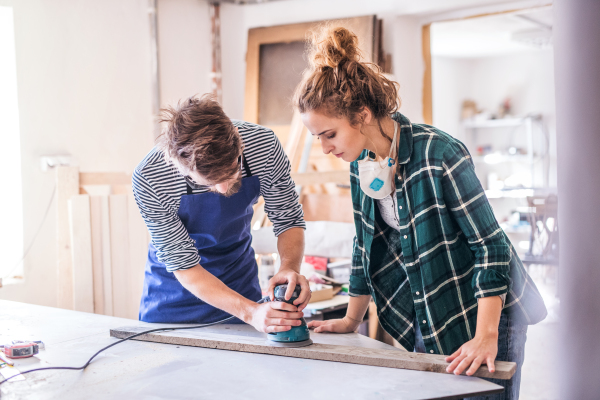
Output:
(40, 155), (75, 172)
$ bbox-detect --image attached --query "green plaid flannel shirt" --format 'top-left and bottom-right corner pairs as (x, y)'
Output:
(349, 113), (547, 355)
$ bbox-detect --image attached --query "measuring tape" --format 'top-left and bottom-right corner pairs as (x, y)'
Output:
(1, 341), (42, 359)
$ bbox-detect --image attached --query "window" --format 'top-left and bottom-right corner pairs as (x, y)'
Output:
(0, 6), (24, 279)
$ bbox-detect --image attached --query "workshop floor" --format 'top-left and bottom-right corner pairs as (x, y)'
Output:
(519, 265), (560, 400)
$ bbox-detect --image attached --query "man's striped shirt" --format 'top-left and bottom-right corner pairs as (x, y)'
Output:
(132, 120), (305, 273)
(349, 113), (547, 355)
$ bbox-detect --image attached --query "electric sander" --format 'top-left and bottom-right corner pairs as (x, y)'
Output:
(266, 284), (313, 348)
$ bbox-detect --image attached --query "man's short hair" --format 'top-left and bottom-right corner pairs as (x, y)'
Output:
(157, 94), (242, 184)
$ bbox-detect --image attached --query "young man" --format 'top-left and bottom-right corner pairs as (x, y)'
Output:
(133, 95), (309, 334)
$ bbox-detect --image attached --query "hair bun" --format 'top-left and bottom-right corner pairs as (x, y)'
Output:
(310, 26), (361, 69)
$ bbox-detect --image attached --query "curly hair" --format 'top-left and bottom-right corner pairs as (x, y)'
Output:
(156, 94), (242, 183)
(293, 26), (400, 131)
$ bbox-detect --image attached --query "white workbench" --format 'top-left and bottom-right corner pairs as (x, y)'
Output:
(0, 300), (503, 399)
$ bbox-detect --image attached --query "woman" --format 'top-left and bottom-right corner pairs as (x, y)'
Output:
(297, 27), (547, 399)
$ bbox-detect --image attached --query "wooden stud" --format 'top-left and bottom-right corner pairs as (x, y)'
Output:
(90, 196), (111, 315)
(68, 195), (94, 313)
(110, 326), (517, 380)
(56, 166), (79, 310)
(101, 196), (114, 315)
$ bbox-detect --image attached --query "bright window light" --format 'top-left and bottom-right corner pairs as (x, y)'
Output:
(0, 6), (24, 279)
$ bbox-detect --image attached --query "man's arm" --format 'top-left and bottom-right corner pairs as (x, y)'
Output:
(266, 227), (310, 309)
(174, 264), (304, 333)
(259, 130), (310, 308)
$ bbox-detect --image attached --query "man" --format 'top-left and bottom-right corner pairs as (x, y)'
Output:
(132, 95), (309, 334)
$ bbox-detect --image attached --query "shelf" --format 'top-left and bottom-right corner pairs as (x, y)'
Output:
(485, 189), (535, 199)
(463, 117), (530, 129)
(472, 154), (532, 164)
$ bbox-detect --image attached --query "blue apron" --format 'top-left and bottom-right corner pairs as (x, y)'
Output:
(139, 156), (262, 323)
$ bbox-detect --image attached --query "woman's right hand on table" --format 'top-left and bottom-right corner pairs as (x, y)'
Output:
(307, 316), (361, 333)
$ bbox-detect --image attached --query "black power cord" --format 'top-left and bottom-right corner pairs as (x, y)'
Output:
(0, 297), (269, 386)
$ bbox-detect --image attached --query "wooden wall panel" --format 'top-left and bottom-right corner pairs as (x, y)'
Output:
(90, 195), (113, 315)
(68, 195), (94, 313)
(56, 166), (79, 310)
(109, 195), (131, 319)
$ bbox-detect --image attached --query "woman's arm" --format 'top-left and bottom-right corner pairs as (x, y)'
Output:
(307, 294), (371, 333)
(445, 296), (503, 375)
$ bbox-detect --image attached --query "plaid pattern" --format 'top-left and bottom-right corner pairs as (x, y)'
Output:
(349, 113), (547, 355)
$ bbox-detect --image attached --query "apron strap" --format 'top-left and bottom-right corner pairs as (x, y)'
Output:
(241, 154), (252, 177)
(186, 182), (193, 195)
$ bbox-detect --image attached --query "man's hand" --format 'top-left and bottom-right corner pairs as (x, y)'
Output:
(266, 269), (311, 310)
(445, 332), (499, 376)
(247, 301), (304, 333)
(307, 317), (360, 333)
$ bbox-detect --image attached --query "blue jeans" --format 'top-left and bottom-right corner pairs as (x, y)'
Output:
(414, 312), (528, 400)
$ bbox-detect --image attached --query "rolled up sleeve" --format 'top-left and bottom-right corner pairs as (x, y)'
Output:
(349, 236), (370, 297)
(441, 143), (511, 299)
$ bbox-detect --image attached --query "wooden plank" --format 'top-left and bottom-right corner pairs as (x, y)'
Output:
(109, 195), (132, 319)
(68, 195), (94, 313)
(127, 193), (149, 319)
(90, 196), (110, 315)
(100, 196), (113, 315)
(110, 326), (516, 380)
(79, 172), (131, 186)
(56, 166), (79, 310)
(282, 109), (309, 175)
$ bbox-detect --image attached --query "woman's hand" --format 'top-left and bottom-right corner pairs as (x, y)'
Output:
(307, 316), (361, 333)
(445, 332), (499, 376)
(247, 301), (304, 333)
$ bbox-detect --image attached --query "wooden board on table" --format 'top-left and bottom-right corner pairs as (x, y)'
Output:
(110, 326), (516, 380)
(68, 195), (94, 313)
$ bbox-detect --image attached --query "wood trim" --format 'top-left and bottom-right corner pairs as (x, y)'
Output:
(422, 24), (432, 125)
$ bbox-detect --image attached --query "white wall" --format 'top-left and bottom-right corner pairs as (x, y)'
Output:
(0, 0), (154, 306)
(157, 0), (212, 106)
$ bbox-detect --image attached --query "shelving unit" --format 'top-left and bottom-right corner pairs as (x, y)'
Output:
(462, 114), (549, 196)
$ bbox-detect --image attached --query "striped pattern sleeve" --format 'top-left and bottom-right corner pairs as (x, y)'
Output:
(441, 141), (511, 299)
(255, 129), (305, 236)
(132, 152), (200, 273)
